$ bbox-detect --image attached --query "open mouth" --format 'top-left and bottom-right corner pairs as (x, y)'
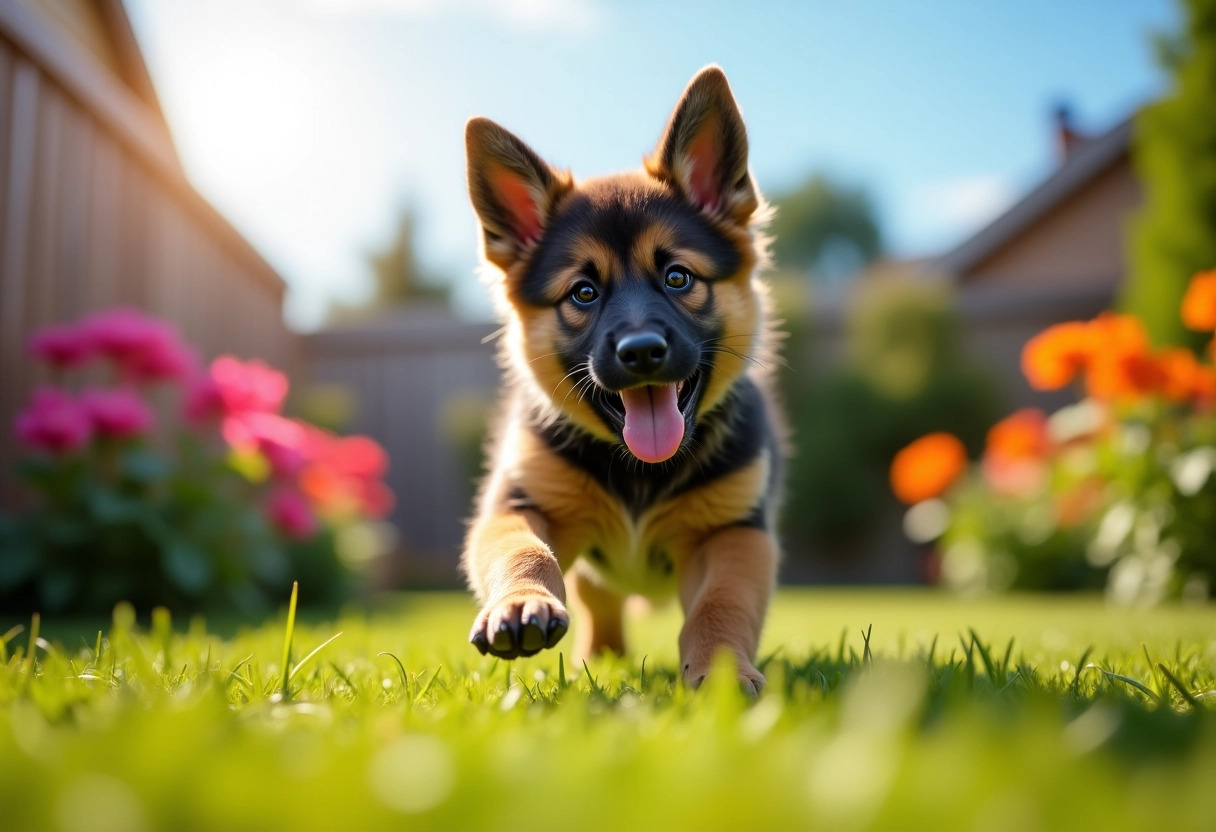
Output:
(600, 370), (704, 464)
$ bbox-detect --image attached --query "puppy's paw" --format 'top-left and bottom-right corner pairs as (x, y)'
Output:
(469, 592), (569, 660)
(683, 654), (766, 698)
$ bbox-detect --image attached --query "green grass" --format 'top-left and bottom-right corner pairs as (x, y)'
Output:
(2, 589), (1215, 832)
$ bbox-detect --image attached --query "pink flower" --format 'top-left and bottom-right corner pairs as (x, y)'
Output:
(28, 323), (95, 368)
(14, 387), (92, 453)
(329, 436), (389, 480)
(210, 355), (288, 415)
(223, 412), (308, 478)
(297, 429), (394, 519)
(127, 335), (197, 382)
(83, 307), (195, 383)
(80, 387), (155, 440)
(356, 479), (395, 518)
(182, 372), (224, 426)
(266, 488), (318, 540)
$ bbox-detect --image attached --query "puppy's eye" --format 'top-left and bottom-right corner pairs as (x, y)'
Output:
(665, 267), (693, 291)
(570, 281), (599, 305)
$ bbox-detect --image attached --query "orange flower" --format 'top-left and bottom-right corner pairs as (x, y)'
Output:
(1087, 312), (1150, 353)
(1087, 351), (1165, 401)
(1021, 321), (1091, 390)
(1194, 367), (1216, 404)
(982, 409), (1052, 497)
(1157, 347), (1215, 403)
(1181, 270), (1216, 331)
(1084, 313), (1161, 402)
(985, 409), (1051, 464)
(890, 432), (968, 505)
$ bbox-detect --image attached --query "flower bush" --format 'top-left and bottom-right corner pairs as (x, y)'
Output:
(892, 271), (1216, 605)
(1, 307), (394, 615)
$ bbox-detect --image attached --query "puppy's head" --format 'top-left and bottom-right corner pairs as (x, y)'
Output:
(466, 66), (768, 464)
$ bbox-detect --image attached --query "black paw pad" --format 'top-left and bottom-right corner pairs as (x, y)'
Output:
(491, 620), (519, 659)
(545, 617), (569, 648)
(519, 616), (546, 656)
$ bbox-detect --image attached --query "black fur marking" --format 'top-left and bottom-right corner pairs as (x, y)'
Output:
(517, 183), (740, 307)
(504, 486), (538, 512)
(530, 376), (771, 518)
(737, 500), (768, 531)
(648, 547), (673, 576)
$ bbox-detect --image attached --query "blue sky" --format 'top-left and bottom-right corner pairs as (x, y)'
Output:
(125, 0), (1178, 329)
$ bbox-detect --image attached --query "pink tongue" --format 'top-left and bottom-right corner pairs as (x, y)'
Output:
(620, 384), (684, 463)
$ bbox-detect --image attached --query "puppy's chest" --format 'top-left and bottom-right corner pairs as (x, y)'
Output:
(520, 450), (771, 598)
(550, 495), (690, 597)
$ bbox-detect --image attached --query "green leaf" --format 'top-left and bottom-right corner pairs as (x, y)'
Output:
(87, 487), (143, 524)
(162, 541), (212, 594)
(17, 455), (59, 481)
(121, 448), (171, 484)
(44, 516), (92, 547)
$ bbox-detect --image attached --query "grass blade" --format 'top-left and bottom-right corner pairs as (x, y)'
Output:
(1070, 647), (1093, 696)
(1101, 669), (1160, 703)
(289, 631), (344, 682)
(582, 660), (604, 696)
(278, 582), (299, 699)
(968, 629), (1000, 685)
(23, 613), (40, 683)
(1157, 663), (1199, 709)
(377, 652), (409, 690)
(328, 661), (359, 696)
(415, 666), (442, 703)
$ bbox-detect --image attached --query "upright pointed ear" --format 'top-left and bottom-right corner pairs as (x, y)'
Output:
(466, 117), (572, 269)
(646, 66), (758, 224)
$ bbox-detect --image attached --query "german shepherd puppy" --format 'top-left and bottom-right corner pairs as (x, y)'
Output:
(462, 66), (782, 694)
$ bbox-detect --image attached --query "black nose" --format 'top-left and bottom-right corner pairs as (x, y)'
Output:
(616, 332), (669, 375)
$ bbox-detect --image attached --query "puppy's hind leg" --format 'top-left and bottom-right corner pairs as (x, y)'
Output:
(568, 566), (626, 660)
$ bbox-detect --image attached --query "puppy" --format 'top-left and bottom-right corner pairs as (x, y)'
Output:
(462, 66), (783, 693)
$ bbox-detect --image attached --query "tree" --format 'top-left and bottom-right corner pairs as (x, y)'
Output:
(766, 174), (883, 284)
(328, 207), (450, 324)
(1122, 0), (1216, 348)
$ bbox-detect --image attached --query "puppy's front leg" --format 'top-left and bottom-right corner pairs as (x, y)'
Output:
(464, 508), (569, 659)
(678, 525), (777, 696)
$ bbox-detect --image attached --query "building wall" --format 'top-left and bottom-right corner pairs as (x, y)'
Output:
(964, 154), (1141, 290)
(0, 6), (296, 506)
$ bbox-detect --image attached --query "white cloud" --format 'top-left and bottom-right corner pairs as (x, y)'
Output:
(294, 0), (603, 35)
(916, 174), (1016, 230)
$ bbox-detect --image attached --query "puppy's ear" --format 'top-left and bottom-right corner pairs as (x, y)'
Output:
(646, 66), (758, 224)
(466, 117), (572, 269)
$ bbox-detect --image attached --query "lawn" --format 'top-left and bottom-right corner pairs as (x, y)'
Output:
(2, 589), (1214, 832)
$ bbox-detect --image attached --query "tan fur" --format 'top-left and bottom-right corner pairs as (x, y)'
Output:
(567, 567), (626, 656)
(677, 525), (777, 696)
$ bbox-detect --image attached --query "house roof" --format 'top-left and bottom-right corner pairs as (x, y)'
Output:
(95, 0), (174, 132)
(934, 115), (1134, 280)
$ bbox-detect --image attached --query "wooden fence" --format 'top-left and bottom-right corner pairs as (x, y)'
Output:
(301, 314), (500, 584)
(0, 2), (296, 505)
